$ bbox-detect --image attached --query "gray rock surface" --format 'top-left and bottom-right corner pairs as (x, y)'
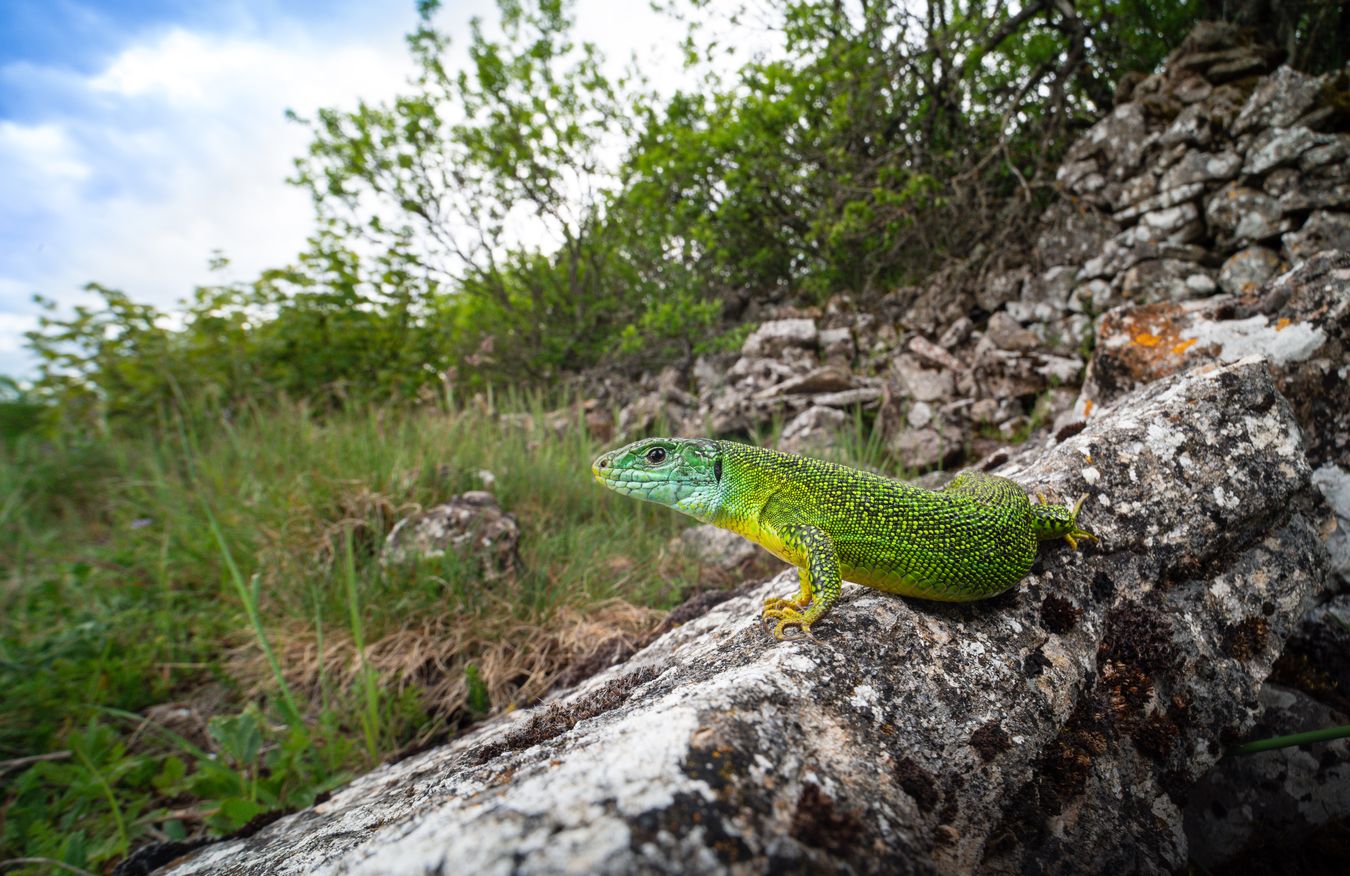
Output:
(778, 405), (848, 454)
(160, 358), (1326, 875)
(1183, 591), (1350, 872)
(1078, 251), (1350, 470)
(1183, 683), (1350, 871)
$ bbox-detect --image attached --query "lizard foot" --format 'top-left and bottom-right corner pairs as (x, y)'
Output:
(761, 605), (817, 641)
(1063, 493), (1099, 550)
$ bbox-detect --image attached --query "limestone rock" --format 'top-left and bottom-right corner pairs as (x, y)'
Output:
(1243, 126), (1322, 176)
(890, 355), (954, 403)
(1313, 465), (1350, 585)
(159, 359), (1325, 876)
(1205, 184), (1284, 246)
(1079, 252), (1350, 470)
(983, 311), (1041, 352)
(907, 334), (966, 373)
(1183, 681), (1350, 874)
(1218, 246), (1284, 295)
(1035, 202), (1117, 268)
(1157, 150), (1241, 191)
(381, 492), (521, 577)
(888, 424), (957, 471)
(818, 327), (856, 367)
(1120, 258), (1216, 303)
(1182, 585), (1350, 875)
(753, 366), (857, 400)
(778, 406), (848, 455)
(1283, 212), (1350, 262)
(1233, 66), (1325, 135)
(741, 319), (818, 358)
(676, 525), (760, 573)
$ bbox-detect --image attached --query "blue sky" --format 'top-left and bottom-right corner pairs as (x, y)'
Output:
(0, 0), (688, 378)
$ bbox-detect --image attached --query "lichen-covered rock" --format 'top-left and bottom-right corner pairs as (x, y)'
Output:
(1119, 257), (1217, 302)
(1218, 245), (1284, 295)
(982, 311), (1041, 352)
(741, 318), (819, 358)
(888, 423), (958, 471)
(1182, 588), (1350, 874)
(1283, 211), (1350, 262)
(381, 492), (521, 576)
(1182, 682), (1350, 874)
(158, 359), (1325, 876)
(1077, 251), (1350, 469)
(1243, 126), (1324, 175)
(1232, 65), (1325, 135)
(1205, 184), (1284, 246)
(1313, 465), (1350, 585)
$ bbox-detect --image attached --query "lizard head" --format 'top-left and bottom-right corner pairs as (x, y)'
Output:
(592, 437), (724, 523)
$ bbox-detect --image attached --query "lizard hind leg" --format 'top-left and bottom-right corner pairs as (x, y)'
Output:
(1030, 492), (1098, 548)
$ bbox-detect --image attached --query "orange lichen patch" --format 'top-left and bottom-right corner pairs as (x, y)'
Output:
(1275, 317), (1291, 331)
(1083, 399), (1095, 417)
(1096, 301), (1216, 387)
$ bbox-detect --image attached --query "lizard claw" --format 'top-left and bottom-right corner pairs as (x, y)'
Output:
(761, 605), (816, 641)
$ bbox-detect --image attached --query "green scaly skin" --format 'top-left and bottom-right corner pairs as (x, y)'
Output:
(592, 438), (1096, 640)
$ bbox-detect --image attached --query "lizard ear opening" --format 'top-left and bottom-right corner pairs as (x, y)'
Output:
(714, 458), (723, 482)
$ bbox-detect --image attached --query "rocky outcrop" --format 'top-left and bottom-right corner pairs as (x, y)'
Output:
(381, 492), (521, 577)
(173, 24), (1345, 874)
(1077, 251), (1349, 468)
(159, 358), (1326, 875)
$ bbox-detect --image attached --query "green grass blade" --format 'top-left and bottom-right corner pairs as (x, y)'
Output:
(1234, 723), (1350, 755)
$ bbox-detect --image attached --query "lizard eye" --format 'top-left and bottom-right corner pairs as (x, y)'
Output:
(645, 447), (667, 464)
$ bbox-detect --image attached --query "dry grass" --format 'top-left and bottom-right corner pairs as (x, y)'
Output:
(239, 597), (666, 742)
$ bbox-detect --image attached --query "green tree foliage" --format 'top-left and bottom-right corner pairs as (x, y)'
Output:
(289, 0), (677, 385)
(620, 0), (1215, 302)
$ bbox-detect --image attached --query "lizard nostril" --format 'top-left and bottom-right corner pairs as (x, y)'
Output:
(598, 458), (609, 468)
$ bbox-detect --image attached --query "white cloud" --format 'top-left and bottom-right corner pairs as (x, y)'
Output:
(0, 121), (91, 186)
(0, 310), (38, 379)
(0, 16), (419, 377)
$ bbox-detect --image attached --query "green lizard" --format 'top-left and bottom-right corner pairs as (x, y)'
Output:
(592, 438), (1095, 639)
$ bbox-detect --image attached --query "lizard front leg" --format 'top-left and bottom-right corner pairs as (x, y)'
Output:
(761, 523), (841, 640)
(763, 565), (813, 612)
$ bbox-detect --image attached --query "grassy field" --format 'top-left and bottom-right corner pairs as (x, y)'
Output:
(1, 396), (793, 873)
